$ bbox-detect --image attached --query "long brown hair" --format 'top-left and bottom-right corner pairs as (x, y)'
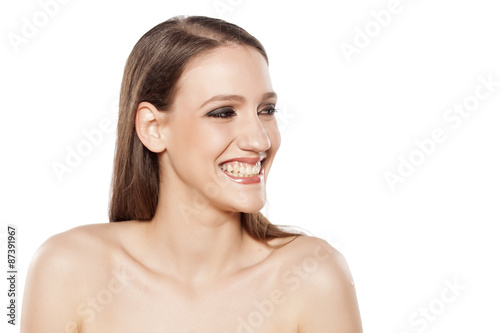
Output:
(109, 15), (305, 248)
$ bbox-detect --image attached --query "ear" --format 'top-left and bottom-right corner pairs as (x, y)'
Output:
(135, 101), (167, 153)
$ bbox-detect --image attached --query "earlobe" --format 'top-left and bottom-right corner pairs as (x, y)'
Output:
(135, 102), (166, 153)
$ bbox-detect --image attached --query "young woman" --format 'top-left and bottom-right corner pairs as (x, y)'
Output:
(21, 15), (362, 332)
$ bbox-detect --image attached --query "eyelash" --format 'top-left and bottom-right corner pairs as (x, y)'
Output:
(207, 107), (278, 119)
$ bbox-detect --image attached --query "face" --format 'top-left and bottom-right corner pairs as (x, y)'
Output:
(158, 44), (281, 214)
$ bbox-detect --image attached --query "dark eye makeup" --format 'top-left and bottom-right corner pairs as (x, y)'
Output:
(207, 108), (236, 119)
(260, 107), (278, 116)
(207, 106), (278, 119)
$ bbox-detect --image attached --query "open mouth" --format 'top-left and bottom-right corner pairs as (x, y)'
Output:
(219, 158), (266, 178)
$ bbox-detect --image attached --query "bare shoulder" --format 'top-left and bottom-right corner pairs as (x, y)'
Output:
(29, 223), (122, 269)
(268, 235), (355, 295)
(272, 235), (363, 332)
(22, 223), (123, 301)
(271, 234), (346, 269)
(20, 222), (132, 332)
(26, 222), (138, 280)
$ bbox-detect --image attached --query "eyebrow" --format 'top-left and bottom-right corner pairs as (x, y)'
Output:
(199, 92), (277, 109)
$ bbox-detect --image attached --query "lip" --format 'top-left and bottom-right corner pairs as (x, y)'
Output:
(218, 155), (267, 184)
(219, 156), (265, 165)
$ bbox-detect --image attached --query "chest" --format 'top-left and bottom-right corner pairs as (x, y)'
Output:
(79, 266), (299, 333)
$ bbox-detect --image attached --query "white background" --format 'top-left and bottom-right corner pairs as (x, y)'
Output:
(1, 0), (499, 332)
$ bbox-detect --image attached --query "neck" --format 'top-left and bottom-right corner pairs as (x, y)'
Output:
(143, 177), (250, 287)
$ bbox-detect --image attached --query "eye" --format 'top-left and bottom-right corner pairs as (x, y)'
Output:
(259, 107), (278, 116)
(207, 108), (236, 119)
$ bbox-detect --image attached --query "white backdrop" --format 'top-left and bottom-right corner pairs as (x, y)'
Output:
(1, 0), (499, 332)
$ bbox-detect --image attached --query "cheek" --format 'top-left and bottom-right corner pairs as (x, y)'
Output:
(177, 121), (233, 161)
(265, 121), (281, 150)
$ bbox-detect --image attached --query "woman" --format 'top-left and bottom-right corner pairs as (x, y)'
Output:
(21, 15), (362, 332)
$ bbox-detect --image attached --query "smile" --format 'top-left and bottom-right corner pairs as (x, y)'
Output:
(218, 157), (266, 184)
(220, 161), (261, 177)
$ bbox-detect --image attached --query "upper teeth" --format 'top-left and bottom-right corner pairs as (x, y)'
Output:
(220, 161), (262, 177)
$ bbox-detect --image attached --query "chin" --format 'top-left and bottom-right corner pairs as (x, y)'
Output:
(239, 206), (264, 214)
(231, 195), (266, 214)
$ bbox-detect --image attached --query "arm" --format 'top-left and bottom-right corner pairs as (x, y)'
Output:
(20, 233), (83, 333)
(297, 239), (363, 332)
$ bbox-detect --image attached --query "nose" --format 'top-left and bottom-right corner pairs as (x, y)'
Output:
(236, 113), (272, 152)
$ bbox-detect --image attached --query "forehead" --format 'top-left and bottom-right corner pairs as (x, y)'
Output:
(174, 44), (273, 107)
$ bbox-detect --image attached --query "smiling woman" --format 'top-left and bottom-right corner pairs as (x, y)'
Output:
(20, 15), (363, 332)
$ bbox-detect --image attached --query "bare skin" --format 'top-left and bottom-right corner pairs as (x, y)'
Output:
(21, 222), (362, 332)
(21, 44), (363, 332)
